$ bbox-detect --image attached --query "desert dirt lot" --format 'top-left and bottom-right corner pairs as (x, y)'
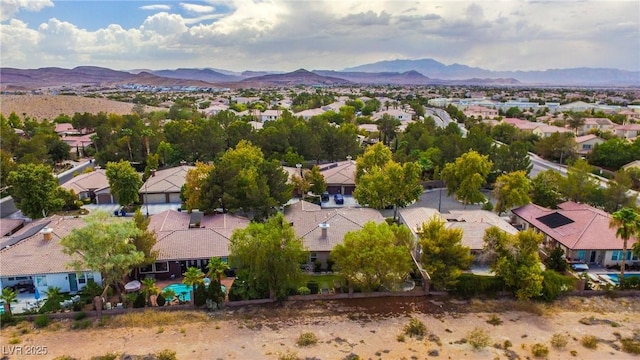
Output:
(0, 95), (165, 121)
(1, 296), (639, 360)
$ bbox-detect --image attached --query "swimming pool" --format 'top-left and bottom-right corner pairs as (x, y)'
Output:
(161, 281), (226, 302)
(601, 273), (640, 285)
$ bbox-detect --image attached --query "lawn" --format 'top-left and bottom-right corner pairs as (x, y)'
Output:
(302, 274), (344, 291)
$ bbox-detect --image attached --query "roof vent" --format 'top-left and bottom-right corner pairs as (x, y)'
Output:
(319, 222), (330, 238)
(41, 227), (54, 241)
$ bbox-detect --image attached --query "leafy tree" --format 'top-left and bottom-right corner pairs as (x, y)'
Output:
(377, 114), (401, 146)
(207, 257), (230, 285)
(418, 215), (473, 290)
(43, 286), (64, 312)
(61, 211), (144, 300)
(491, 141), (532, 177)
(306, 165), (327, 195)
(1, 288), (17, 316)
(47, 138), (71, 164)
(0, 150), (17, 193)
(609, 208), (640, 288)
(131, 209), (158, 271)
(441, 150), (493, 207)
(483, 227), (544, 300)
(183, 161), (214, 212)
(544, 247), (568, 273)
(332, 222), (413, 292)
(140, 277), (159, 306)
(230, 213), (307, 300)
(534, 132), (576, 165)
(530, 170), (564, 208)
(182, 267), (205, 304)
(106, 160), (142, 206)
(492, 171), (531, 215)
(601, 170), (638, 213)
(560, 158), (599, 203)
(355, 142), (393, 181)
(589, 138), (640, 170)
(7, 163), (63, 218)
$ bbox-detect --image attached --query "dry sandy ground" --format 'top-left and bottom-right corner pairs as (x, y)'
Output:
(0, 95), (165, 121)
(1, 296), (639, 360)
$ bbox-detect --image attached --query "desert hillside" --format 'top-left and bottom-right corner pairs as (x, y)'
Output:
(0, 95), (166, 121)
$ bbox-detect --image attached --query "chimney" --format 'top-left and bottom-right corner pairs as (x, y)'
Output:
(319, 222), (330, 238)
(180, 160), (187, 166)
(41, 227), (53, 241)
(151, 169), (156, 177)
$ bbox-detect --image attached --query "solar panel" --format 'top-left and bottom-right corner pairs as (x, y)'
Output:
(0, 221), (50, 248)
(536, 212), (574, 229)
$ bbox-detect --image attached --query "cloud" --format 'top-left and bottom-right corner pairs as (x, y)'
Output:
(1, 0), (53, 21)
(140, 12), (188, 36)
(140, 4), (171, 11)
(180, 3), (216, 14)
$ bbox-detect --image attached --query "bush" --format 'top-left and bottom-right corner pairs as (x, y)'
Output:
(34, 314), (50, 328)
(551, 333), (568, 349)
(1, 313), (17, 328)
(156, 294), (166, 307)
(297, 332), (318, 347)
(74, 311), (87, 321)
(404, 318), (426, 339)
(133, 292), (146, 308)
(71, 319), (91, 330)
(313, 259), (322, 272)
(544, 247), (568, 272)
(156, 349), (178, 360)
(531, 343), (549, 358)
(453, 274), (505, 298)
(620, 277), (640, 290)
(486, 314), (502, 326)
(194, 284), (207, 307)
(467, 328), (491, 350)
(621, 338), (640, 354)
(581, 335), (597, 349)
(306, 281), (319, 295)
(539, 270), (575, 302)
(326, 257), (335, 272)
(297, 287), (311, 295)
(207, 279), (225, 305)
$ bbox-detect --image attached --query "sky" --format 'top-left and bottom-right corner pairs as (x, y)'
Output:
(1, 0), (639, 72)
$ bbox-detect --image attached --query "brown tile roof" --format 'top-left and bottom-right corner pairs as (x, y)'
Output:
(445, 210), (519, 250)
(512, 201), (637, 251)
(319, 160), (356, 186)
(398, 207), (441, 234)
(285, 201), (384, 252)
(0, 218), (24, 237)
(61, 169), (110, 194)
(0, 216), (95, 277)
(139, 165), (194, 194)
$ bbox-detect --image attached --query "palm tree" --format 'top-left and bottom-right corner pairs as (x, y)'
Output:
(140, 277), (159, 306)
(609, 207), (640, 288)
(161, 288), (176, 304)
(1, 288), (18, 316)
(182, 267), (205, 305)
(141, 128), (154, 156)
(44, 286), (63, 311)
(207, 257), (230, 285)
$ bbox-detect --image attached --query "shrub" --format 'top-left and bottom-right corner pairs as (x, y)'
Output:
(277, 350), (298, 360)
(9, 337), (21, 344)
(404, 318), (426, 339)
(551, 333), (568, 349)
(306, 281), (319, 295)
(133, 292), (146, 308)
(92, 353), (118, 360)
(467, 327), (491, 350)
(194, 284), (207, 307)
(453, 274), (505, 298)
(34, 314), (50, 328)
(1, 313), (17, 328)
(396, 334), (406, 342)
(71, 319), (91, 330)
(620, 277), (640, 290)
(207, 279), (225, 305)
(581, 335), (597, 349)
(326, 257), (335, 272)
(297, 332), (318, 347)
(486, 314), (503, 326)
(297, 287), (311, 295)
(621, 338), (640, 354)
(156, 294), (166, 307)
(531, 343), (549, 358)
(74, 311), (87, 321)
(544, 247), (568, 272)
(53, 356), (77, 360)
(313, 259), (322, 272)
(156, 349), (178, 360)
(539, 270), (575, 302)
(503, 340), (512, 349)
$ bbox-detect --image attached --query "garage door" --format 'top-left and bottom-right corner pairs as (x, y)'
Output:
(146, 193), (167, 204)
(343, 186), (355, 195)
(326, 186), (341, 195)
(96, 193), (113, 204)
(168, 193), (181, 203)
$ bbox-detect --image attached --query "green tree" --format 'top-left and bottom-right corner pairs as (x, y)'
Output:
(183, 161), (214, 212)
(530, 170), (564, 208)
(131, 209), (158, 272)
(355, 142), (393, 181)
(182, 267), (205, 304)
(492, 171), (532, 215)
(601, 170), (637, 213)
(61, 211), (144, 300)
(305, 165), (327, 195)
(230, 213), (307, 300)
(377, 114), (401, 146)
(140, 277), (159, 306)
(1, 288), (17, 316)
(418, 215), (473, 290)
(609, 208), (640, 288)
(534, 132), (576, 165)
(560, 158), (599, 203)
(207, 257), (230, 285)
(441, 150), (493, 207)
(483, 227), (544, 300)
(331, 222), (413, 293)
(43, 286), (63, 312)
(106, 160), (142, 206)
(7, 163), (63, 218)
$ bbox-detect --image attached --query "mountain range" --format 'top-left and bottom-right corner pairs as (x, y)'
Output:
(1, 58), (638, 90)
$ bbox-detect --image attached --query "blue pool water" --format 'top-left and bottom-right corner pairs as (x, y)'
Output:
(603, 273), (640, 285)
(162, 282), (226, 302)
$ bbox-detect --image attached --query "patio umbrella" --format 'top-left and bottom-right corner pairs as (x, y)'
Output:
(34, 287), (40, 301)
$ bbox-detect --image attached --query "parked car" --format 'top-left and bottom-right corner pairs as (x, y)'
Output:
(321, 192), (330, 202)
(334, 193), (344, 205)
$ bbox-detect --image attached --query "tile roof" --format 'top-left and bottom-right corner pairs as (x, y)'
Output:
(139, 165), (194, 193)
(0, 216), (95, 277)
(61, 169), (110, 194)
(319, 160), (356, 186)
(445, 210), (519, 250)
(0, 218), (25, 237)
(574, 134), (599, 143)
(512, 201), (637, 250)
(285, 201), (384, 252)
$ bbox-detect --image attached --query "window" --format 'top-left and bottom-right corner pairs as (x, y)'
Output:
(310, 252), (317, 262)
(577, 250), (585, 261)
(611, 251), (622, 261)
(35, 276), (47, 287)
(78, 274), (86, 284)
(154, 262), (169, 272)
(139, 264), (153, 274)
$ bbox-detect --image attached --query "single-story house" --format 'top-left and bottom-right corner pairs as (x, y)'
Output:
(61, 133), (95, 158)
(139, 165), (194, 204)
(373, 109), (413, 122)
(511, 201), (638, 267)
(319, 159), (356, 195)
(0, 216), (103, 296)
(284, 200), (385, 269)
(61, 169), (114, 204)
(55, 123), (82, 137)
(574, 134), (605, 155)
(614, 124), (640, 140)
(142, 210), (250, 280)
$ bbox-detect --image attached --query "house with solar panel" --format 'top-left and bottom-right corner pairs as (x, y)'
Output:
(511, 201), (638, 267)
